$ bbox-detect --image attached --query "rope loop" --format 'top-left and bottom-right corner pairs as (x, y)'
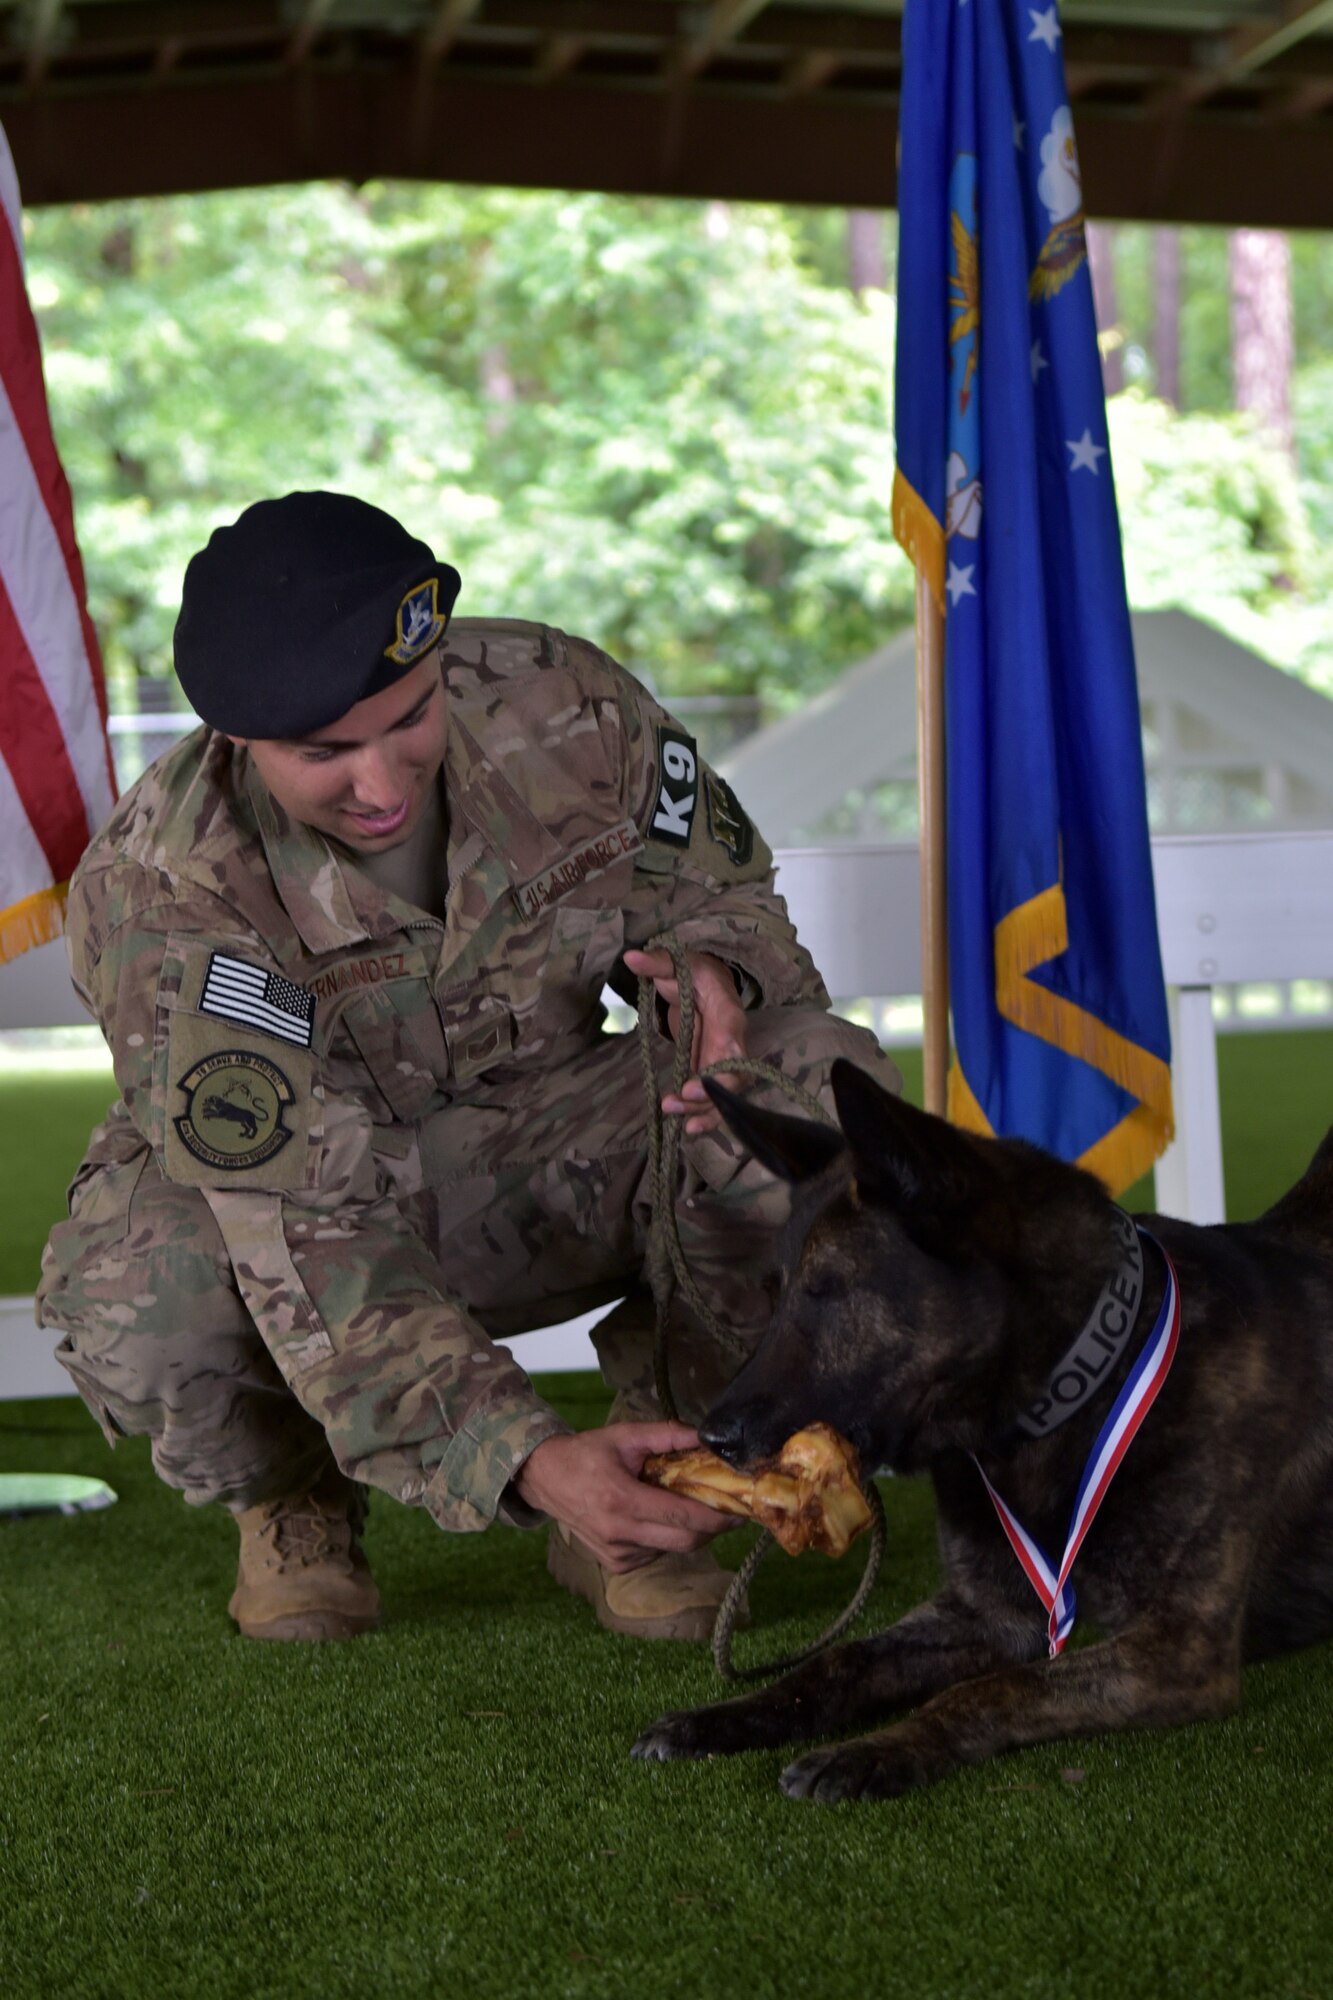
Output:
(635, 933), (883, 1680)
(635, 932), (836, 1415)
(710, 1482), (887, 1682)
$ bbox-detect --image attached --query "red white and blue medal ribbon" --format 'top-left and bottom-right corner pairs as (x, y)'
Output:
(972, 1231), (1181, 1658)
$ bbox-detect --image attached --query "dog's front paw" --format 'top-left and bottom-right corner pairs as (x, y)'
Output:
(632, 1705), (751, 1762)
(780, 1736), (927, 1803)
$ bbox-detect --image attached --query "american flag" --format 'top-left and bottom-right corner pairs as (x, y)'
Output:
(0, 119), (116, 967)
(199, 953), (316, 1048)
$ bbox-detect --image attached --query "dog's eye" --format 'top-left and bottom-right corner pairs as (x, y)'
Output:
(799, 1269), (847, 1304)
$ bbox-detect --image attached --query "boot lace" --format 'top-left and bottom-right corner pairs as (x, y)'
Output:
(255, 1496), (354, 1571)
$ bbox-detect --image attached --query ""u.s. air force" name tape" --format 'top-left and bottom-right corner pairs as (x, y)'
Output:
(513, 819), (644, 920)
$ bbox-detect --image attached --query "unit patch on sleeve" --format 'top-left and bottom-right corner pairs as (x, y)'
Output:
(704, 770), (755, 868)
(173, 1050), (297, 1172)
(198, 952), (315, 1047)
(650, 725), (699, 848)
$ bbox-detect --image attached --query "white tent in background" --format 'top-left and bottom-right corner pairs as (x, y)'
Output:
(720, 610), (1333, 846)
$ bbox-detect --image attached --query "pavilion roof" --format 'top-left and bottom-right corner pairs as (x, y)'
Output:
(3, 2), (1332, 224)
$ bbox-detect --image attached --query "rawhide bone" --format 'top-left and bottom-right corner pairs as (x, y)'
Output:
(641, 1420), (873, 1558)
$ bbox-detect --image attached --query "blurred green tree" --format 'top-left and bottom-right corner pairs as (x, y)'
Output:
(23, 184), (1333, 719)
(27, 184), (913, 709)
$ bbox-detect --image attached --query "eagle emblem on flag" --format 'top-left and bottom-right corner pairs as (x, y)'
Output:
(1028, 106), (1087, 302)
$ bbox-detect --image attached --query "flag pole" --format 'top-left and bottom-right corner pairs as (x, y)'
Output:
(915, 572), (949, 1116)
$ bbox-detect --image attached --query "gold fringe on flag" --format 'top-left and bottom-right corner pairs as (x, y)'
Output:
(891, 469), (946, 618)
(956, 877), (1174, 1195)
(1079, 1101), (1172, 1197)
(947, 1060), (992, 1137)
(0, 883), (69, 967)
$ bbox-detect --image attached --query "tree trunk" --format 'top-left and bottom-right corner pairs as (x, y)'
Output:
(1152, 227), (1181, 408)
(1085, 221), (1124, 396)
(480, 344), (516, 438)
(1229, 228), (1294, 461)
(847, 210), (886, 296)
(100, 223), (135, 276)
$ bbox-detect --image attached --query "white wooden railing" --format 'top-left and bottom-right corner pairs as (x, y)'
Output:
(775, 832), (1333, 1227)
(3, 831), (1332, 1396)
(6, 831), (1333, 1218)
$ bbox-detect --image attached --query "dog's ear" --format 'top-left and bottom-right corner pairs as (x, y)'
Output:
(830, 1059), (989, 1212)
(703, 1079), (847, 1183)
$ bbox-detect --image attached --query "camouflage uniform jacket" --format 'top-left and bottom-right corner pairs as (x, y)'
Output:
(62, 620), (829, 1532)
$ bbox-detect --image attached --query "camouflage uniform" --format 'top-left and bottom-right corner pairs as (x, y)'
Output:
(37, 621), (896, 1533)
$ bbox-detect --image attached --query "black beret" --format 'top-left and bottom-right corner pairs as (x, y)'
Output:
(173, 491), (462, 738)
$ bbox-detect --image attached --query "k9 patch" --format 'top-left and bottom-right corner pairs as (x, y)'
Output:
(651, 725), (698, 848)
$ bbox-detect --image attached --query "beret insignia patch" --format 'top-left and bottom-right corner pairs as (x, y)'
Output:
(384, 577), (447, 667)
(174, 1050), (296, 1171)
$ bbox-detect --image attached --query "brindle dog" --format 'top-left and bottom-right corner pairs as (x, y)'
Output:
(632, 1060), (1333, 1802)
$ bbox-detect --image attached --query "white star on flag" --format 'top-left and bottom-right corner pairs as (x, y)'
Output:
(1031, 340), (1049, 383)
(1067, 429), (1107, 474)
(1028, 7), (1062, 51)
(947, 561), (977, 607)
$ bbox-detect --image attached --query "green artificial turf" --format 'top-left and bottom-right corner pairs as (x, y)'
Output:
(6, 1036), (1333, 1996)
(0, 1068), (119, 1293)
(4, 1383), (1333, 2000)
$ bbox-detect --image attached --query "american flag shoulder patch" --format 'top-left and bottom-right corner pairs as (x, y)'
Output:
(198, 953), (316, 1049)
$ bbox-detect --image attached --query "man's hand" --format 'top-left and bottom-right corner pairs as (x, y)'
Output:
(623, 947), (748, 1135)
(513, 1423), (731, 1572)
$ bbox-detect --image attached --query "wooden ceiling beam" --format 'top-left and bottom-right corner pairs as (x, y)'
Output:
(1061, 26), (1195, 86)
(1224, 0), (1333, 79)
(6, 2), (286, 77)
(718, 4), (897, 60)
(1065, 65), (1110, 103)
(5, 2), (1333, 216)
(422, 0), (483, 66)
(8, 63), (1333, 231)
(1151, 0), (1333, 114)
(285, 0), (337, 70)
(5, 6), (1264, 103)
(20, 0), (66, 93)
(153, 34), (187, 79)
(676, 0), (776, 81)
(1267, 75), (1333, 119)
(782, 49), (842, 97)
(534, 34), (585, 84)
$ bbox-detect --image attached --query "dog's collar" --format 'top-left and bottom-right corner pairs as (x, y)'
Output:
(973, 1229), (1181, 1657)
(1005, 1205), (1145, 1446)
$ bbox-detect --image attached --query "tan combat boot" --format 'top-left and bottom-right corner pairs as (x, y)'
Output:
(547, 1523), (747, 1641)
(229, 1482), (382, 1642)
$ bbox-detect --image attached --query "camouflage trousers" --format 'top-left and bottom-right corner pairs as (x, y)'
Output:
(38, 1007), (897, 1517)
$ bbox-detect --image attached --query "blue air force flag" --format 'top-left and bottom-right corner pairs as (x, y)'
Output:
(892, 0), (1172, 1193)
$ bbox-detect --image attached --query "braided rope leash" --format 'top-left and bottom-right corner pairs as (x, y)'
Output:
(635, 933), (885, 1681)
